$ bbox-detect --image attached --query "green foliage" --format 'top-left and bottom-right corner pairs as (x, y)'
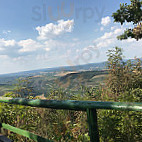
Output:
(99, 87), (142, 142)
(107, 47), (142, 96)
(112, 0), (142, 40)
(14, 78), (35, 98)
(100, 46), (142, 141)
(0, 82), (142, 141)
(0, 88), (93, 142)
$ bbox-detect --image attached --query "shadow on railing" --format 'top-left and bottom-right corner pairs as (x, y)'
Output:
(0, 97), (142, 142)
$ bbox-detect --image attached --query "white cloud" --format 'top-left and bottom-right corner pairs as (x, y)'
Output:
(36, 19), (74, 40)
(125, 38), (136, 43)
(76, 49), (80, 53)
(44, 39), (79, 51)
(0, 55), (9, 59)
(0, 19), (75, 63)
(2, 30), (11, 34)
(72, 38), (79, 41)
(45, 48), (50, 51)
(44, 40), (68, 52)
(0, 48), (4, 51)
(0, 38), (16, 47)
(44, 40), (60, 49)
(94, 27), (124, 48)
(94, 24), (142, 60)
(100, 27), (104, 31)
(4, 40), (16, 47)
(18, 39), (44, 52)
(100, 32), (113, 40)
(101, 16), (111, 26)
(114, 28), (122, 34)
(111, 26), (117, 31)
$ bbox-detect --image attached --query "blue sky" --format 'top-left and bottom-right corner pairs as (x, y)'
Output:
(0, 0), (141, 74)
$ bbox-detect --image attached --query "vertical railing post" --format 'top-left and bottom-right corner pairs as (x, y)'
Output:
(87, 109), (99, 142)
(0, 123), (2, 134)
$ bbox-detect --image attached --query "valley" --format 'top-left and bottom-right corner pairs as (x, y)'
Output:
(0, 62), (108, 97)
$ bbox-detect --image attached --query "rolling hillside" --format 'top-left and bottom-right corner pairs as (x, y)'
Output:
(1, 58), (140, 96)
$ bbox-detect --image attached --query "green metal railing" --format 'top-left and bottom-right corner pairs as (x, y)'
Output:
(0, 97), (142, 142)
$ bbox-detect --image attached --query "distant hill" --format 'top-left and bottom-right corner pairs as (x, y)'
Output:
(0, 61), (108, 96)
(1, 58), (141, 78)
(56, 70), (108, 90)
(1, 57), (141, 78)
(0, 58), (141, 96)
(0, 61), (107, 78)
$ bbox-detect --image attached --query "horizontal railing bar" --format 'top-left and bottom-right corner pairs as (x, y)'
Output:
(0, 123), (53, 142)
(0, 97), (142, 111)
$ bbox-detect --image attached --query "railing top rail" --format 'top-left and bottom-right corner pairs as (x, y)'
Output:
(0, 97), (142, 112)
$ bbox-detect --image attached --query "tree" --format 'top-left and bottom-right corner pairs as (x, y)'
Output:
(107, 47), (125, 95)
(112, 0), (142, 40)
(14, 77), (35, 98)
(107, 47), (142, 96)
